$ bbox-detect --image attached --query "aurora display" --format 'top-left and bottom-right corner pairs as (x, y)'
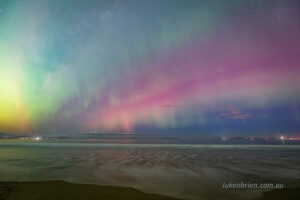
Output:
(0, 0), (299, 135)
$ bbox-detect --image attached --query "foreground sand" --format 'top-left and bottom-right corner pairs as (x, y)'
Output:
(0, 181), (181, 200)
(1, 181), (299, 200)
(256, 187), (300, 200)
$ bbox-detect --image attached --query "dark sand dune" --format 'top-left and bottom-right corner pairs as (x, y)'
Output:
(0, 181), (182, 200)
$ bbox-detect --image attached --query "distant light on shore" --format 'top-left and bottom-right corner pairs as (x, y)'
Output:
(33, 136), (42, 141)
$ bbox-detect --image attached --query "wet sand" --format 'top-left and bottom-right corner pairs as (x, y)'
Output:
(0, 181), (182, 200)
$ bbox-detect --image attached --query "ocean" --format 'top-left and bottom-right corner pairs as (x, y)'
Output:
(0, 142), (299, 200)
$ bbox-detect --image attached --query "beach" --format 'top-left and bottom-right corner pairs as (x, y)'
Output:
(0, 142), (299, 200)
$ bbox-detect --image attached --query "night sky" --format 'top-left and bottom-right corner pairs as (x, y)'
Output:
(0, 0), (299, 135)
